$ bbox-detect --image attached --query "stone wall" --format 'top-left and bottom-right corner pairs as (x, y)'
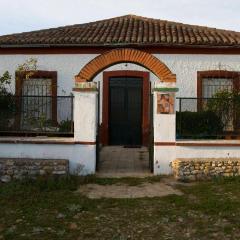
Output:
(171, 158), (240, 181)
(0, 158), (69, 182)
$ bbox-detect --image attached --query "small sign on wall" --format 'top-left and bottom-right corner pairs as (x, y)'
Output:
(157, 93), (174, 114)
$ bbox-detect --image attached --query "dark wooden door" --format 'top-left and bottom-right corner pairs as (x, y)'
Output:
(109, 77), (142, 145)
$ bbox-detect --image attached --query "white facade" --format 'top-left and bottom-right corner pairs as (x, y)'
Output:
(1, 53), (240, 97)
(0, 52), (240, 175)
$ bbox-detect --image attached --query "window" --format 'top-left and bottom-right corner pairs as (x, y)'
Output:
(197, 70), (240, 98)
(15, 71), (57, 130)
(197, 70), (240, 132)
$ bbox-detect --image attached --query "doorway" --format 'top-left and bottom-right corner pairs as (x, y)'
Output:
(109, 76), (142, 146)
(97, 70), (152, 175)
(101, 70), (150, 146)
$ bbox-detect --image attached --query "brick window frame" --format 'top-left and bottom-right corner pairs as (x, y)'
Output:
(197, 70), (240, 98)
(197, 70), (240, 132)
(15, 70), (58, 125)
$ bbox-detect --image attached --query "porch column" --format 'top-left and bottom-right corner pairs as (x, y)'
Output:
(73, 88), (98, 142)
(153, 84), (178, 175)
(72, 83), (98, 174)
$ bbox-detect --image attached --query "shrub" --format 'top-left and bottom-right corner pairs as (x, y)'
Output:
(0, 71), (16, 130)
(58, 119), (73, 132)
(176, 110), (223, 138)
(206, 90), (240, 130)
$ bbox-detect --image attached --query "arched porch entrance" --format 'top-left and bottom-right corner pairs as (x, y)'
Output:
(74, 48), (176, 175)
(75, 48), (176, 147)
(75, 48), (176, 83)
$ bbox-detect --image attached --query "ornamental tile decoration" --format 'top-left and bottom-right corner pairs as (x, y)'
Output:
(75, 82), (97, 89)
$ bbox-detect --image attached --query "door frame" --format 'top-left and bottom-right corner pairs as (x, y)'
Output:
(101, 70), (150, 146)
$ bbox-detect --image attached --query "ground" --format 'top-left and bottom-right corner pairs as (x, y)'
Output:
(78, 177), (183, 198)
(1, 176), (240, 240)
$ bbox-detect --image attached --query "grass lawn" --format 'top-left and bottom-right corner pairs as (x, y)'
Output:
(1, 176), (240, 240)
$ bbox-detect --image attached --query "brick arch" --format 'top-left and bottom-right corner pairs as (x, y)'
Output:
(75, 48), (176, 82)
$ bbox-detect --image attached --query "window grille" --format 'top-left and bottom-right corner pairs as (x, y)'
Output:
(198, 71), (240, 132)
(202, 77), (233, 98)
(15, 71), (57, 131)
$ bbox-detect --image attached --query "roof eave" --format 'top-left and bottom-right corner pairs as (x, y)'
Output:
(0, 43), (240, 49)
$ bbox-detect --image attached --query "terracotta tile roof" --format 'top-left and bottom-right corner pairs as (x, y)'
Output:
(0, 15), (240, 48)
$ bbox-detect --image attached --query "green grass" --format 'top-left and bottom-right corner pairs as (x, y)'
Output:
(1, 176), (240, 239)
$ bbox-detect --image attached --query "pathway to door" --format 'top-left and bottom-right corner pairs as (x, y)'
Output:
(97, 146), (151, 177)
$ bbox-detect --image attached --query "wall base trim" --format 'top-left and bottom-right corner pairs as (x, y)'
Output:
(154, 142), (176, 146)
(0, 137), (96, 145)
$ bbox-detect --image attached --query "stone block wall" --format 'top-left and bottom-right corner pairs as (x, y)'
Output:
(172, 158), (240, 181)
(0, 158), (69, 182)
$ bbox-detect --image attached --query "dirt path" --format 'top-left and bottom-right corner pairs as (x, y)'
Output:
(77, 181), (183, 198)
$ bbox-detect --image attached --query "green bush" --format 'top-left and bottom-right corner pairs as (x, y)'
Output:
(0, 95), (16, 130)
(58, 119), (73, 132)
(0, 71), (16, 130)
(176, 110), (224, 138)
(206, 90), (240, 130)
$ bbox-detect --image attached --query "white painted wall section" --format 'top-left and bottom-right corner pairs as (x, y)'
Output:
(154, 146), (176, 175)
(0, 143), (96, 175)
(154, 143), (240, 175)
(176, 145), (240, 159)
(154, 114), (176, 142)
(153, 91), (176, 143)
(0, 53), (239, 98)
(73, 91), (98, 142)
(153, 89), (176, 175)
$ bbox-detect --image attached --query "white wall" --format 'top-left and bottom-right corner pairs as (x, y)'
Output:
(0, 54), (98, 94)
(0, 143), (96, 175)
(1, 53), (239, 97)
(1, 53), (240, 175)
(154, 144), (240, 175)
(74, 91), (98, 142)
(1, 53), (239, 120)
(1, 140), (239, 176)
(153, 54), (240, 98)
(153, 92), (176, 143)
(154, 146), (176, 174)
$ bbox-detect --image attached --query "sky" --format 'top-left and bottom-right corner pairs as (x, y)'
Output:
(0, 0), (239, 35)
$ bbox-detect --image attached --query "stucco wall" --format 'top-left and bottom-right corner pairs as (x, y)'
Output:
(0, 142), (96, 175)
(1, 53), (239, 123)
(1, 53), (239, 96)
(0, 53), (240, 176)
(154, 143), (240, 175)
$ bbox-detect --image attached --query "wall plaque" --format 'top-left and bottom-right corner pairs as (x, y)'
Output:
(157, 93), (174, 114)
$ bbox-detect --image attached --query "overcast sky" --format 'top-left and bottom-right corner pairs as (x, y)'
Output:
(0, 0), (239, 35)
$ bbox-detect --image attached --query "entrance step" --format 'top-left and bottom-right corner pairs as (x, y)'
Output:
(97, 146), (151, 177)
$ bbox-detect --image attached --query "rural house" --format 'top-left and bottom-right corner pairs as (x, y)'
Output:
(0, 15), (240, 180)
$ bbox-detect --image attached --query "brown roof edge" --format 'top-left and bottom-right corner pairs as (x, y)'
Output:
(0, 46), (240, 55)
(1, 43), (240, 49)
